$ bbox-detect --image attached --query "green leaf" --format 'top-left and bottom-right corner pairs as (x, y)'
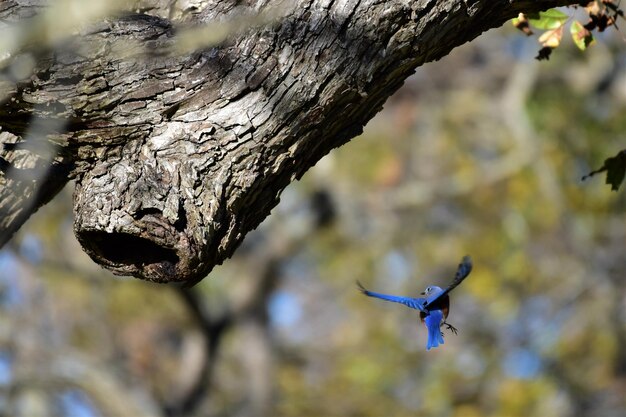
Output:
(528, 9), (569, 30)
(582, 150), (626, 191)
(570, 20), (595, 50)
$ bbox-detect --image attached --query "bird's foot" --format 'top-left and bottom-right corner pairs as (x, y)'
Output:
(442, 321), (458, 335)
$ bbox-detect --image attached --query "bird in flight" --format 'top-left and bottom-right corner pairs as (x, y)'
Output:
(357, 255), (473, 350)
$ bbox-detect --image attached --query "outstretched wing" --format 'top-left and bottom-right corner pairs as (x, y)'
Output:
(424, 255), (473, 311)
(357, 281), (427, 312)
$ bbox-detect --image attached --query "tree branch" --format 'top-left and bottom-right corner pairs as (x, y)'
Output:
(0, 0), (579, 283)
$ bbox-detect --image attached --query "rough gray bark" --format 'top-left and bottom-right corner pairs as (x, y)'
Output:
(0, 0), (578, 284)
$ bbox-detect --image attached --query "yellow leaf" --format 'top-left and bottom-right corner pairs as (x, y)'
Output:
(538, 27), (563, 48)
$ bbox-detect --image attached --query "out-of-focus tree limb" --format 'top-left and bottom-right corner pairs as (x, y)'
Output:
(0, 0), (582, 284)
(166, 190), (329, 416)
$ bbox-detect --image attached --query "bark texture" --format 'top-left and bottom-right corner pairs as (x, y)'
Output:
(0, 0), (578, 284)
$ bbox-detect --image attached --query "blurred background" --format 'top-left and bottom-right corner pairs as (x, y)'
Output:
(2, 15), (626, 417)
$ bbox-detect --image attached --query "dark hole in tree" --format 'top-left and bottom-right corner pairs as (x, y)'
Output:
(174, 203), (187, 231)
(81, 231), (179, 266)
(135, 207), (162, 218)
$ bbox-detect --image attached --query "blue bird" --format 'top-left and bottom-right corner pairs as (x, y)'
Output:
(357, 256), (473, 350)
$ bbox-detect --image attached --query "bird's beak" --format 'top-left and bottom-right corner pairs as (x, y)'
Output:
(420, 291), (426, 295)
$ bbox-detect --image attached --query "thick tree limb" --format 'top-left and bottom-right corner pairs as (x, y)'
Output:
(0, 0), (578, 283)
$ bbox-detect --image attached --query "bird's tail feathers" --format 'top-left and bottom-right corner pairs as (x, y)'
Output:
(425, 312), (445, 350)
(426, 325), (444, 350)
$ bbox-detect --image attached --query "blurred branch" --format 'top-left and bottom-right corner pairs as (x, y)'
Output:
(169, 1), (294, 56)
(166, 190), (333, 416)
(164, 287), (233, 417)
(0, 125), (72, 247)
(0, 0), (292, 86)
(8, 354), (162, 417)
(0, 253), (161, 417)
(48, 355), (162, 417)
(0, 0), (128, 62)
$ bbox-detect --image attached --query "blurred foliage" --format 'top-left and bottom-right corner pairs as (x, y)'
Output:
(2, 15), (626, 417)
(513, 2), (624, 60)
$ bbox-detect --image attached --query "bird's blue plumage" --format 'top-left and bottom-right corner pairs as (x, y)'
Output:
(423, 256), (472, 311)
(425, 286), (444, 303)
(358, 286), (427, 312)
(425, 310), (445, 350)
(357, 256), (473, 351)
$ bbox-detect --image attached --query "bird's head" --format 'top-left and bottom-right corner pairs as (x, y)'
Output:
(421, 285), (443, 296)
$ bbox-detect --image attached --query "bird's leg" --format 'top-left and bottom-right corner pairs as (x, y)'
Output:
(441, 320), (458, 335)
